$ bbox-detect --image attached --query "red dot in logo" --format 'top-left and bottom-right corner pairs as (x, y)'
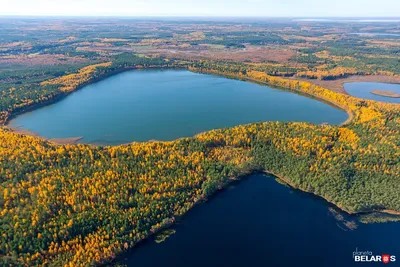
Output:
(382, 254), (390, 264)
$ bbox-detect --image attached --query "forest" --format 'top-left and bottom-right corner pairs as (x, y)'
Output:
(0, 18), (400, 266)
(0, 54), (399, 266)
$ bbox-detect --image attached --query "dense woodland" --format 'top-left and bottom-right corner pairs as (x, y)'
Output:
(0, 54), (399, 266)
(0, 18), (400, 266)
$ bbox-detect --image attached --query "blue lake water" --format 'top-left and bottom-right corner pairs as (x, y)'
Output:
(344, 82), (400, 104)
(349, 32), (400, 37)
(119, 174), (400, 267)
(10, 69), (347, 145)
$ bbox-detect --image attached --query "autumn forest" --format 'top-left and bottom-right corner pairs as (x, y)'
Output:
(0, 18), (400, 266)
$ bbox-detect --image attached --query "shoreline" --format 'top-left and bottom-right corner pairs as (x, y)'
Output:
(261, 170), (400, 217)
(5, 66), (354, 145)
(2, 66), (399, 266)
(240, 75), (354, 126)
(294, 74), (400, 94)
(112, 169), (400, 265)
(190, 69), (354, 126)
(3, 67), (399, 219)
(3, 65), (182, 126)
(2, 68), (396, 142)
(7, 125), (84, 145)
(48, 136), (84, 145)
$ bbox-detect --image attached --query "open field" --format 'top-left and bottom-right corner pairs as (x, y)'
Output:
(1, 17), (400, 83)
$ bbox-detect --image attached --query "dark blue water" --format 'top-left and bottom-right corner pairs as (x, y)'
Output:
(344, 82), (400, 104)
(10, 70), (346, 145)
(119, 174), (400, 267)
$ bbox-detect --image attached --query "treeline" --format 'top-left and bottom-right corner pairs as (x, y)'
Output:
(296, 67), (364, 80)
(0, 60), (399, 266)
(292, 43), (400, 76)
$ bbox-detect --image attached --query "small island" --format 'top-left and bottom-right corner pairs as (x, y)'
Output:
(371, 90), (400, 98)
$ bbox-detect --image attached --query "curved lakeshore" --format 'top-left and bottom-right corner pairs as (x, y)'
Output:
(344, 81), (400, 104)
(118, 173), (400, 267)
(1, 62), (399, 266)
(8, 69), (348, 145)
(296, 74), (400, 95)
(7, 125), (84, 145)
(4, 68), (398, 216)
(263, 170), (400, 216)
(2, 67), (397, 215)
(204, 72), (355, 126)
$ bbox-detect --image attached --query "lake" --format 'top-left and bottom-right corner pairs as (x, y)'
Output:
(344, 82), (400, 104)
(349, 32), (400, 37)
(9, 69), (347, 145)
(118, 173), (400, 267)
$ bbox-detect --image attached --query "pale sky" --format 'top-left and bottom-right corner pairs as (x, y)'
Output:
(1, 0), (400, 17)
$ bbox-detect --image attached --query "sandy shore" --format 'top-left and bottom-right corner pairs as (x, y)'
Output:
(7, 125), (83, 145)
(47, 137), (84, 145)
(371, 90), (400, 98)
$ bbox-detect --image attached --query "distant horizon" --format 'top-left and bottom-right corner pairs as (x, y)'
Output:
(2, 0), (400, 18)
(1, 15), (400, 19)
